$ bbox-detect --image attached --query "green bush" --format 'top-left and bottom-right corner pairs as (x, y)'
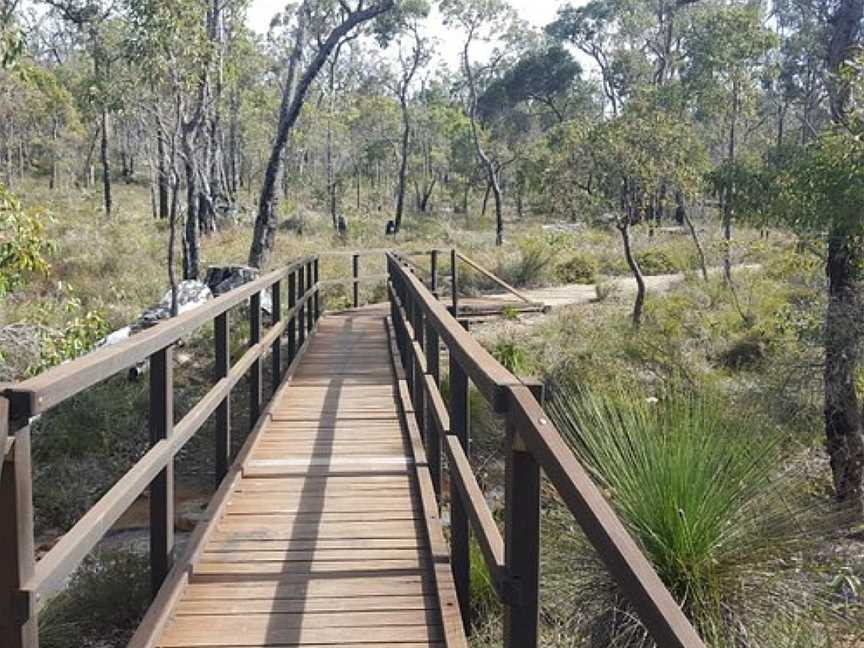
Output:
(39, 549), (150, 648)
(634, 248), (679, 275)
(548, 387), (829, 646)
(495, 237), (555, 287)
(555, 252), (599, 284)
(0, 183), (52, 295)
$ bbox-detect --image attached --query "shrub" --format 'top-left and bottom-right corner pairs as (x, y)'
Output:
(634, 248), (679, 275)
(556, 252), (599, 284)
(0, 183), (52, 295)
(39, 549), (150, 648)
(547, 387), (831, 647)
(491, 339), (532, 374)
(594, 279), (619, 302)
(495, 237), (555, 287)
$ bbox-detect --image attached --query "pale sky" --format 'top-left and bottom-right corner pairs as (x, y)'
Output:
(247, 0), (570, 69)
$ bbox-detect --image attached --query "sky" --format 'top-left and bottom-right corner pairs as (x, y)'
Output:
(247, 0), (570, 68)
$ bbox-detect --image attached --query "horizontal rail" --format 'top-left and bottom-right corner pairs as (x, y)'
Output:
(443, 434), (506, 589)
(4, 258), (315, 420)
(388, 254), (520, 411)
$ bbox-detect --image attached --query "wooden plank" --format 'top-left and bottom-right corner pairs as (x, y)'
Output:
(159, 622), (443, 647)
(175, 595), (439, 615)
(455, 251), (533, 304)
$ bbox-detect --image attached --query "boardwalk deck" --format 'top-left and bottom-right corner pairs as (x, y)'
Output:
(153, 307), (463, 648)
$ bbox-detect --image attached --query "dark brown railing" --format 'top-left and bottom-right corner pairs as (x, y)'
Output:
(0, 255), (323, 648)
(386, 252), (707, 648)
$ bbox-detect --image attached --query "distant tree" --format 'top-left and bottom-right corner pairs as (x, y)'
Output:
(249, 0), (395, 269)
(442, 0), (516, 246)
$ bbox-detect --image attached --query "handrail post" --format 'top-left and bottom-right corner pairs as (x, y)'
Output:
(306, 261), (314, 334)
(214, 313), (231, 487)
(450, 248), (458, 316)
(249, 293), (262, 430)
(288, 271), (297, 363)
(149, 347), (174, 597)
(352, 253), (360, 308)
(298, 266), (306, 349)
(449, 356), (471, 633)
(0, 398), (38, 648)
(430, 249), (438, 298)
(271, 280), (282, 389)
(424, 319), (441, 498)
(313, 258), (320, 321)
(503, 382), (543, 648)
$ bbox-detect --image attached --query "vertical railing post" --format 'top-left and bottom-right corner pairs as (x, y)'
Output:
(414, 310), (425, 441)
(503, 382), (543, 648)
(449, 356), (471, 633)
(249, 293), (262, 430)
(450, 248), (459, 316)
(306, 261), (314, 334)
(424, 320), (441, 498)
(430, 249), (438, 298)
(352, 253), (360, 308)
(313, 258), (320, 321)
(214, 312), (230, 487)
(271, 280), (282, 390)
(149, 347), (174, 597)
(288, 271), (297, 365)
(0, 398), (38, 648)
(298, 265), (306, 349)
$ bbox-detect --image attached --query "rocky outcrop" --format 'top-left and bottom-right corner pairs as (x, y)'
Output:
(205, 265), (272, 314)
(134, 280), (213, 332)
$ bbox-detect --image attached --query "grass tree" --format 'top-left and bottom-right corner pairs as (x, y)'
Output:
(548, 388), (834, 646)
(584, 98), (706, 327)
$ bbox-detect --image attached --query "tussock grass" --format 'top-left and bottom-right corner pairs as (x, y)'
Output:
(546, 387), (848, 647)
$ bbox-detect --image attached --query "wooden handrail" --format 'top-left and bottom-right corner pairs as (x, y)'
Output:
(3, 257), (314, 421)
(0, 255), (324, 648)
(455, 251), (534, 304)
(386, 252), (707, 648)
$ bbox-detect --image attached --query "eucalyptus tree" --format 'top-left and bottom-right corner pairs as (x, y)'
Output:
(681, 3), (775, 282)
(248, 0), (396, 269)
(441, 0), (517, 246)
(381, 0), (431, 234)
(582, 96), (707, 326)
(43, 0), (124, 217)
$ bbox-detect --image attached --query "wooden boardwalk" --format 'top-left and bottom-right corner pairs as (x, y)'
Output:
(154, 307), (462, 647)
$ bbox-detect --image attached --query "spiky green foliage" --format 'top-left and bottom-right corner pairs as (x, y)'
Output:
(547, 387), (841, 647)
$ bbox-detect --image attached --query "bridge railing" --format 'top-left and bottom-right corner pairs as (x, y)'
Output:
(0, 255), (323, 648)
(386, 252), (707, 648)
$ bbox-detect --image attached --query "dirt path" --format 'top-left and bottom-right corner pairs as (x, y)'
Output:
(488, 264), (762, 309)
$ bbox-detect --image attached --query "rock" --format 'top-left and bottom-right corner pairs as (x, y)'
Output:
(135, 280), (213, 332)
(205, 265), (272, 314)
(96, 325), (132, 348)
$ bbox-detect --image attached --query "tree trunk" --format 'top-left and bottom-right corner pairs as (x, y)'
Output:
(157, 129), (170, 219)
(683, 207), (708, 281)
(824, 0), (864, 513)
(249, 0), (394, 268)
(100, 108), (112, 218)
(824, 233), (864, 509)
(394, 96), (410, 233)
(619, 220), (646, 328)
